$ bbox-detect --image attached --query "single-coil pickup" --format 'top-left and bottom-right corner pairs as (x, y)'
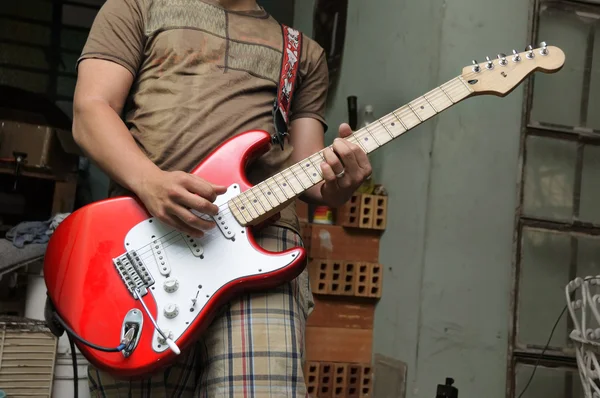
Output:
(152, 239), (170, 276)
(184, 236), (204, 257)
(113, 250), (155, 297)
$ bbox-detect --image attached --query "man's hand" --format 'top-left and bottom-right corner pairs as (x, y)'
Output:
(135, 169), (227, 237)
(319, 123), (372, 207)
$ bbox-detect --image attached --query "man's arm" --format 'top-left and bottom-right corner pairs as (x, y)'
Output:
(73, 59), (226, 236)
(73, 59), (155, 195)
(288, 117), (372, 208)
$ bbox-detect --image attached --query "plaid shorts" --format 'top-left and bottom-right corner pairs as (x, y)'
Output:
(87, 225), (314, 397)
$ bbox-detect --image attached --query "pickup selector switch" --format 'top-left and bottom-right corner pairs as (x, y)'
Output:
(163, 278), (179, 293)
(164, 303), (179, 319)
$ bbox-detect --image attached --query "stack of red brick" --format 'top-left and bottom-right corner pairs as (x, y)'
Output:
(296, 192), (387, 398)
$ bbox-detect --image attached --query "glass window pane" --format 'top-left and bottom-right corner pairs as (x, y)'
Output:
(61, 28), (89, 52)
(579, 145), (600, 224)
(518, 228), (572, 350)
(0, 0), (53, 22)
(57, 76), (76, 98)
(62, 4), (99, 28)
(0, 43), (50, 70)
(523, 135), (576, 222)
(529, 5), (590, 130)
(518, 227), (600, 350)
(515, 363), (584, 398)
(0, 67), (48, 93)
(55, 101), (73, 120)
(0, 19), (51, 46)
(60, 52), (79, 75)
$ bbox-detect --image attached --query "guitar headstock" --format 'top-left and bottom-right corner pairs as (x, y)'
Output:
(462, 42), (565, 97)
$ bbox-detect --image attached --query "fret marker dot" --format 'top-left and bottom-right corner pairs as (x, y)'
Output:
(420, 105), (424, 109)
(267, 192), (271, 195)
(283, 183), (287, 186)
(391, 123), (395, 126)
(306, 163), (310, 167)
(241, 206), (245, 210)
(313, 173), (317, 177)
(364, 137), (368, 141)
(253, 199), (257, 203)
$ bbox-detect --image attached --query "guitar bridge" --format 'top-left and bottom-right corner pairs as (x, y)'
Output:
(113, 250), (155, 297)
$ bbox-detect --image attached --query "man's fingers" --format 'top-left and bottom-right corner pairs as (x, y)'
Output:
(170, 205), (217, 232)
(177, 189), (220, 216)
(338, 123), (353, 138)
(323, 146), (345, 175)
(320, 162), (337, 183)
(158, 212), (205, 238)
(181, 174), (226, 203)
(332, 138), (359, 173)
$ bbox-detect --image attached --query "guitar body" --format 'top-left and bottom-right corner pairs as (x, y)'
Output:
(43, 130), (306, 378)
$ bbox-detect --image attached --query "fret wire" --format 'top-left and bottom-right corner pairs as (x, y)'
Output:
(407, 103), (423, 122)
(249, 188), (268, 213)
(439, 84), (454, 103)
(354, 134), (368, 152)
(243, 190), (264, 215)
(364, 125), (381, 146)
(290, 166), (308, 189)
(423, 93), (438, 112)
(298, 160), (318, 184)
(231, 197), (250, 223)
(308, 154), (324, 175)
(280, 173), (300, 195)
(240, 194), (260, 219)
(378, 118), (396, 139)
(275, 176), (293, 198)
(256, 181), (277, 208)
(309, 155), (325, 179)
(267, 177), (288, 202)
(273, 173), (295, 195)
(392, 110), (408, 130)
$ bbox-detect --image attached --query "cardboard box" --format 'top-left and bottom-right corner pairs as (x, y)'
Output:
(0, 119), (82, 176)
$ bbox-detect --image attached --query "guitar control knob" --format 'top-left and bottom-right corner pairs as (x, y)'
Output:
(164, 303), (179, 319)
(163, 278), (179, 293)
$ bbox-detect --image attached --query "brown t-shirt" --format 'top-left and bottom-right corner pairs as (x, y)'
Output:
(77, 0), (329, 235)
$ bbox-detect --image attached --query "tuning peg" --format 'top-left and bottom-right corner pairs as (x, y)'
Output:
(497, 53), (507, 66)
(539, 41), (548, 55)
(512, 49), (521, 62)
(485, 56), (494, 69)
(526, 45), (534, 59)
(471, 60), (480, 72)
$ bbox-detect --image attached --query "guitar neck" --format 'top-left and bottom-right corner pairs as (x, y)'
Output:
(229, 75), (475, 226)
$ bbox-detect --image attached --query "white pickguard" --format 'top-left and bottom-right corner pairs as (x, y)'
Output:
(121, 184), (299, 353)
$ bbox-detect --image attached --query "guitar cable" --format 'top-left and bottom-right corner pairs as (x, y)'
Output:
(53, 310), (127, 353)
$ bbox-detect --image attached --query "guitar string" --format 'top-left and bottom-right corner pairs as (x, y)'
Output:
(211, 74), (476, 221)
(122, 66), (517, 261)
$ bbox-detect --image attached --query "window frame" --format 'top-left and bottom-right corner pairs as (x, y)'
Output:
(508, 0), (600, 396)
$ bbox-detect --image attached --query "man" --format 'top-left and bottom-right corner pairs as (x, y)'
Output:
(73, 0), (372, 396)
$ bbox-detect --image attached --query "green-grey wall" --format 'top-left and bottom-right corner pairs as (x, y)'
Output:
(294, 0), (529, 396)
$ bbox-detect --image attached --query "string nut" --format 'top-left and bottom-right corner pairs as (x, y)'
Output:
(526, 45), (534, 59)
(512, 49), (521, 62)
(485, 56), (493, 70)
(471, 60), (480, 72)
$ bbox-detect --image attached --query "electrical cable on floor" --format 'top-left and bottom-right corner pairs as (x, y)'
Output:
(68, 333), (78, 398)
(516, 304), (567, 398)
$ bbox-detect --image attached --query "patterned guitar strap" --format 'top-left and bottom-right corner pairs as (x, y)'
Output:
(272, 24), (303, 150)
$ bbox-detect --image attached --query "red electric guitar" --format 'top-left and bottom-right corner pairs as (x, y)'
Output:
(43, 43), (564, 378)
